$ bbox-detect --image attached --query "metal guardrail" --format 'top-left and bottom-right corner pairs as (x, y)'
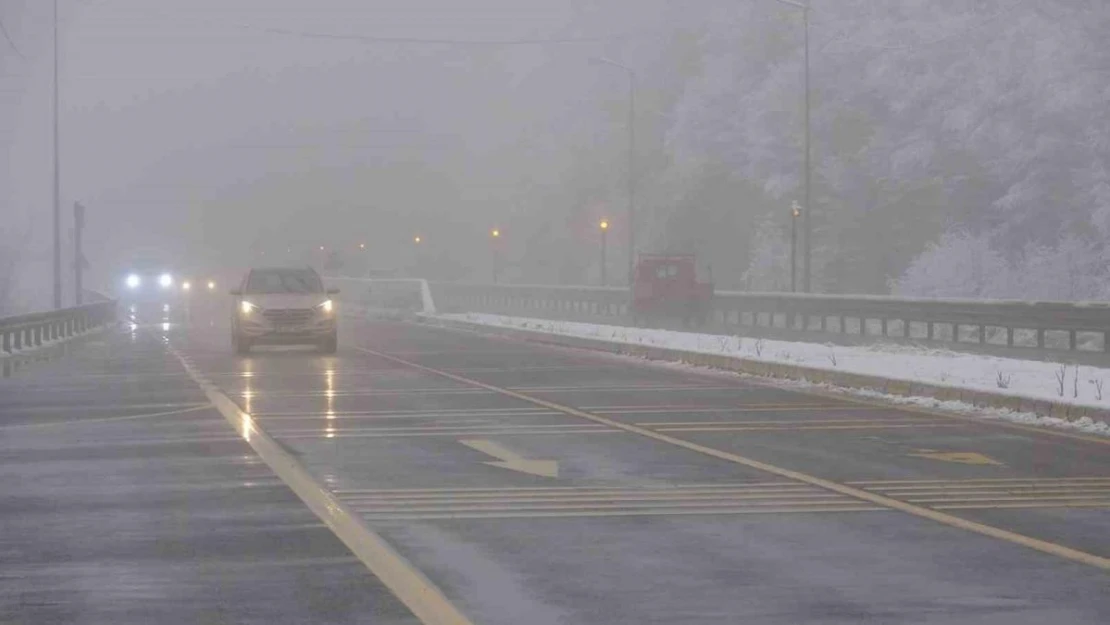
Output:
(427, 282), (1110, 357)
(1, 298), (117, 356)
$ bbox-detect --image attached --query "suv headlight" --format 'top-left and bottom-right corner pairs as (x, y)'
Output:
(126, 274), (141, 289)
(316, 299), (334, 314)
(241, 301), (258, 315)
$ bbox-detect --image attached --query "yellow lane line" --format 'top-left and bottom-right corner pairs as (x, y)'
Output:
(849, 477), (1110, 486)
(637, 418), (942, 427)
(594, 405), (889, 413)
(334, 482), (800, 494)
(359, 346), (1110, 571)
(869, 486), (1110, 495)
(342, 492), (842, 506)
(170, 347), (474, 625)
(256, 411), (560, 421)
(934, 501), (1110, 511)
(350, 497), (858, 514)
(359, 505), (885, 521)
(748, 377), (1110, 446)
(340, 486), (818, 500)
(271, 423), (606, 433)
(907, 494), (1110, 505)
(653, 423), (963, 432)
(0, 403), (213, 429)
(278, 429), (619, 439)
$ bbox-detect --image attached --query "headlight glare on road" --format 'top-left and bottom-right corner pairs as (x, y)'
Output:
(159, 273), (173, 288)
(126, 274), (141, 289)
(240, 300), (257, 315)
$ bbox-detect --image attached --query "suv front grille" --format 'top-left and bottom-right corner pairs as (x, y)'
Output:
(262, 308), (314, 325)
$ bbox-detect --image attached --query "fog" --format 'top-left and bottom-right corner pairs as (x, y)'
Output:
(3, 1), (1109, 313)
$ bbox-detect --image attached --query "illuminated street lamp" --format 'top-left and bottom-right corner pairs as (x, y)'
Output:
(359, 243), (366, 250)
(599, 219), (610, 286)
(414, 235), (422, 244)
(490, 228), (502, 283)
(767, 0), (812, 292)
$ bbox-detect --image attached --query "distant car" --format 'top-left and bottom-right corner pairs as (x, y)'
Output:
(229, 267), (339, 354)
(631, 253), (714, 327)
(117, 260), (185, 324)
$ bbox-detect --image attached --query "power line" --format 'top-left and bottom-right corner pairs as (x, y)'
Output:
(0, 18), (25, 60)
(245, 24), (629, 46)
(124, 6), (638, 47)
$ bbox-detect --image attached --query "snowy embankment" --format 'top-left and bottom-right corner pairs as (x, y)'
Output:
(442, 312), (1110, 437)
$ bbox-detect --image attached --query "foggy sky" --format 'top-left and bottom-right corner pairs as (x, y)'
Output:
(3, 0), (678, 307)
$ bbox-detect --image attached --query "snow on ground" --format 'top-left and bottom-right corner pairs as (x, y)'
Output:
(443, 313), (1110, 436)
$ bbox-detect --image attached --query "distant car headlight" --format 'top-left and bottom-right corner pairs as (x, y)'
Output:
(182, 281), (191, 291)
(159, 273), (173, 288)
(316, 299), (334, 314)
(241, 301), (258, 315)
(126, 274), (141, 289)
(207, 281), (216, 291)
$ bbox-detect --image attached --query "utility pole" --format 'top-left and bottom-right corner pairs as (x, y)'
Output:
(627, 74), (636, 286)
(790, 201), (800, 293)
(74, 202), (84, 305)
(802, 3), (812, 293)
(52, 0), (62, 308)
(589, 57), (636, 285)
(599, 219), (610, 286)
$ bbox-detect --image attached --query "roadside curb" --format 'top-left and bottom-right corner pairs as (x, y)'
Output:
(421, 316), (1110, 426)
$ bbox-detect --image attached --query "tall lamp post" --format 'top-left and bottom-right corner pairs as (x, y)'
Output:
(790, 201), (801, 293)
(589, 57), (636, 285)
(52, 0), (61, 308)
(767, 0), (811, 292)
(490, 228), (502, 283)
(599, 219), (610, 286)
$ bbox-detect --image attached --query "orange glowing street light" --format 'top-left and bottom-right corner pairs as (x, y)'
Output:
(598, 218), (610, 286)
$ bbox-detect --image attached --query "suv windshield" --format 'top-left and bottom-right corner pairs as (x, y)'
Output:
(245, 269), (323, 294)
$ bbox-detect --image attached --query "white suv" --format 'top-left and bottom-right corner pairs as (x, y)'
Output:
(230, 267), (339, 354)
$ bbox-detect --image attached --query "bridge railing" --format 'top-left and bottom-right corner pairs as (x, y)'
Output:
(427, 282), (1110, 358)
(322, 277), (1110, 359)
(1, 297), (117, 356)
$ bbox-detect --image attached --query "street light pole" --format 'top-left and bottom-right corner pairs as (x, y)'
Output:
(768, 0), (812, 292)
(790, 201), (800, 293)
(590, 57), (636, 285)
(802, 3), (812, 293)
(599, 219), (610, 286)
(490, 228), (501, 283)
(52, 0), (61, 308)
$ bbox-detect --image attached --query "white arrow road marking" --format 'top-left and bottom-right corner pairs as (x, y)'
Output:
(459, 439), (559, 478)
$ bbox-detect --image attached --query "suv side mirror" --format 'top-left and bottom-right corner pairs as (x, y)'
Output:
(326, 288), (340, 295)
(229, 289), (241, 296)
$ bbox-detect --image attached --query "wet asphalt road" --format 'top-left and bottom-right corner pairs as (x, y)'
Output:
(3, 313), (1109, 624)
(0, 324), (418, 625)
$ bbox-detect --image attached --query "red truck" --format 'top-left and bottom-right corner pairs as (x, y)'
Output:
(630, 254), (714, 327)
